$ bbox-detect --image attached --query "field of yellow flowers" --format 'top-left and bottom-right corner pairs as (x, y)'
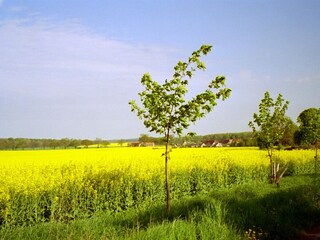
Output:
(0, 147), (315, 228)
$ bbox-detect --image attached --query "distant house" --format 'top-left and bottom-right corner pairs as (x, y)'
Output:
(182, 141), (199, 148)
(202, 139), (232, 147)
(220, 139), (240, 146)
(203, 140), (216, 146)
(129, 142), (155, 147)
(128, 142), (140, 147)
(143, 142), (155, 147)
(221, 139), (233, 146)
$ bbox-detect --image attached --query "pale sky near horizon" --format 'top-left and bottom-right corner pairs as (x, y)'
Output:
(0, 0), (319, 139)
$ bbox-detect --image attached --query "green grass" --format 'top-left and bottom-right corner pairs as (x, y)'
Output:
(1, 175), (319, 240)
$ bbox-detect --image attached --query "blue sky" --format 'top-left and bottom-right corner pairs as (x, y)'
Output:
(0, 0), (319, 139)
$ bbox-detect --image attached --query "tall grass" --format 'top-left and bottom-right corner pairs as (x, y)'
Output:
(1, 175), (319, 240)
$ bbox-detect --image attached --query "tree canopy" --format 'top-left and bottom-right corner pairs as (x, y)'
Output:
(248, 91), (290, 185)
(249, 91), (290, 150)
(296, 108), (320, 147)
(296, 108), (320, 172)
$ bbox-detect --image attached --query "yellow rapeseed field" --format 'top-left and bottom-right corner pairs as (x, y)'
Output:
(0, 147), (315, 227)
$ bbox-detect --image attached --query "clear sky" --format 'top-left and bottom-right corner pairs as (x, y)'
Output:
(0, 0), (319, 139)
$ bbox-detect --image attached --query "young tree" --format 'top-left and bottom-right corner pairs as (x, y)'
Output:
(129, 44), (231, 213)
(248, 91), (290, 186)
(296, 108), (320, 173)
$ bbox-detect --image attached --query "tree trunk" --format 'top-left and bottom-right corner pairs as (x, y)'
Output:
(268, 148), (275, 183)
(165, 152), (170, 214)
(165, 130), (171, 214)
(275, 166), (288, 188)
(315, 144), (318, 175)
(268, 148), (287, 186)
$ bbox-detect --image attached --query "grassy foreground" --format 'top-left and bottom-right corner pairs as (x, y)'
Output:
(1, 175), (319, 240)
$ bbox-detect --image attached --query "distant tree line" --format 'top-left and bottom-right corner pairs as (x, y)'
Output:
(1, 108), (317, 151)
(138, 110), (316, 149)
(172, 132), (257, 147)
(0, 138), (110, 150)
(138, 132), (257, 147)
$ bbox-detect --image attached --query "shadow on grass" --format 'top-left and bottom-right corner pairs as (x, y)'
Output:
(222, 185), (320, 239)
(115, 175), (320, 240)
